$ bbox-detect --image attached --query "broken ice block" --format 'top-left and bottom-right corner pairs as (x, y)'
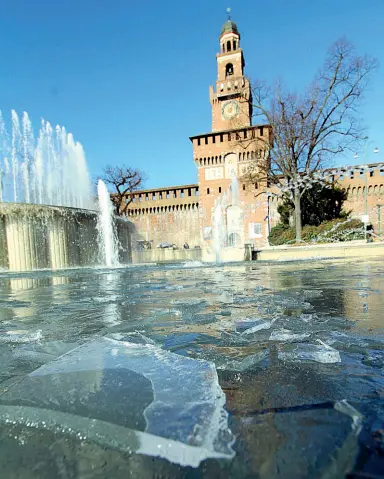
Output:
(237, 319), (274, 335)
(269, 329), (310, 342)
(0, 338), (235, 467)
(279, 340), (341, 364)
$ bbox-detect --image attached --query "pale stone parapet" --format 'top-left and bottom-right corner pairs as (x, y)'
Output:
(0, 203), (134, 272)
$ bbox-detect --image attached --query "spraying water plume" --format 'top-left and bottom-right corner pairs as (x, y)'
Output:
(0, 110), (93, 209)
(97, 179), (120, 267)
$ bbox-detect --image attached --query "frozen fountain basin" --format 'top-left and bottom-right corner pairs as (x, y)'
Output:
(0, 203), (134, 271)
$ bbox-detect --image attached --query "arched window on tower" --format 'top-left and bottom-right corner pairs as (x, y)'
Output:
(227, 40), (231, 52)
(222, 43), (225, 53)
(225, 63), (234, 77)
(233, 40), (237, 50)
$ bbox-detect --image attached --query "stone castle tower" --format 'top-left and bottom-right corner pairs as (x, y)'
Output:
(190, 16), (271, 255)
(209, 17), (253, 132)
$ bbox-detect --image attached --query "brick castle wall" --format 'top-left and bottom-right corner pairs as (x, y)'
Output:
(126, 185), (201, 248)
(126, 163), (384, 249)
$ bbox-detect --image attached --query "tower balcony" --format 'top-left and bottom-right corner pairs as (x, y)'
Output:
(215, 76), (249, 99)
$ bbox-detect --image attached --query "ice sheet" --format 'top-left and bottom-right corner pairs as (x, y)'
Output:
(270, 329), (310, 342)
(0, 338), (235, 467)
(278, 340), (341, 364)
(238, 319), (275, 335)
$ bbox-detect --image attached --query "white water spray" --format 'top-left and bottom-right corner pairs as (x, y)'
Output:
(231, 171), (240, 206)
(97, 180), (119, 267)
(0, 110), (94, 209)
(213, 203), (225, 263)
(11, 110), (20, 202)
(21, 112), (33, 203)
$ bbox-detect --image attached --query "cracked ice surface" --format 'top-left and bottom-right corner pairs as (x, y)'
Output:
(269, 328), (311, 342)
(0, 258), (383, 477)
(278, 340), (341, 363)
(238, 318), (275, 335)
(0, 338), (235, 467)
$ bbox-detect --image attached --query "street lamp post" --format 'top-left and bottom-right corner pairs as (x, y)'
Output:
(378, 204), (383, 236)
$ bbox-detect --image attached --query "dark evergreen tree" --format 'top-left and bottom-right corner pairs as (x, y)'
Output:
(277, 183), (348, 227)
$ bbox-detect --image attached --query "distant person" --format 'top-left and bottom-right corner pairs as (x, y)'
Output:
(367, 225), (374, 243)
(183, 242), (190, 249)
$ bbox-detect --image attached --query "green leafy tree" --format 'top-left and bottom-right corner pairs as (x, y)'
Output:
(277, 183), (348, 227)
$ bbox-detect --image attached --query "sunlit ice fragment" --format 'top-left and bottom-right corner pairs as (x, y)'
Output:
(278, 339), (341, 363)
(0, 338), (235, 467)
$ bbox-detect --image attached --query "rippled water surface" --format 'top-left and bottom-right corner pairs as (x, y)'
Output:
(0, 258), (383, 478)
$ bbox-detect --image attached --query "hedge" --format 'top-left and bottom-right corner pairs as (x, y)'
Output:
(269, 218), (365, 246)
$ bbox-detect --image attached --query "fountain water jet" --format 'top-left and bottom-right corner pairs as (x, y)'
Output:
(204, 172), (245, 263)
(0, 110), (133, 271)
(231, 171), (240, 206)
(97, 180), (120, 267)
(213, 202), (225, 263)
(0, 110), (94, 209)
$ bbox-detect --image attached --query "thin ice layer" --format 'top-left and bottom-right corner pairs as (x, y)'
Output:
(0, 329), (42, 343)
(238, 319), (274, 335)
(0, 405), (230, 468)
(278, 340), (341, 364)
(0, 338), (235, 467)
(270, 329), (310, 342)
(216, 350), (267, 371)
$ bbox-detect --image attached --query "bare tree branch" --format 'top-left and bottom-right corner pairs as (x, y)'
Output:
(98, 165), (146, 215)
(237, 38), (378, 241)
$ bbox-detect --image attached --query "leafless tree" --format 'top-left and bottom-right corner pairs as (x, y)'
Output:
(99, 165), (146, 215)
(239, 38), (378, 241)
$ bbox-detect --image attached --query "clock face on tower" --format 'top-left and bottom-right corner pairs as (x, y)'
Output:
(221, 100), (239, 120)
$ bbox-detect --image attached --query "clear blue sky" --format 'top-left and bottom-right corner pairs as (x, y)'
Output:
(1, 0), (383, 189)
